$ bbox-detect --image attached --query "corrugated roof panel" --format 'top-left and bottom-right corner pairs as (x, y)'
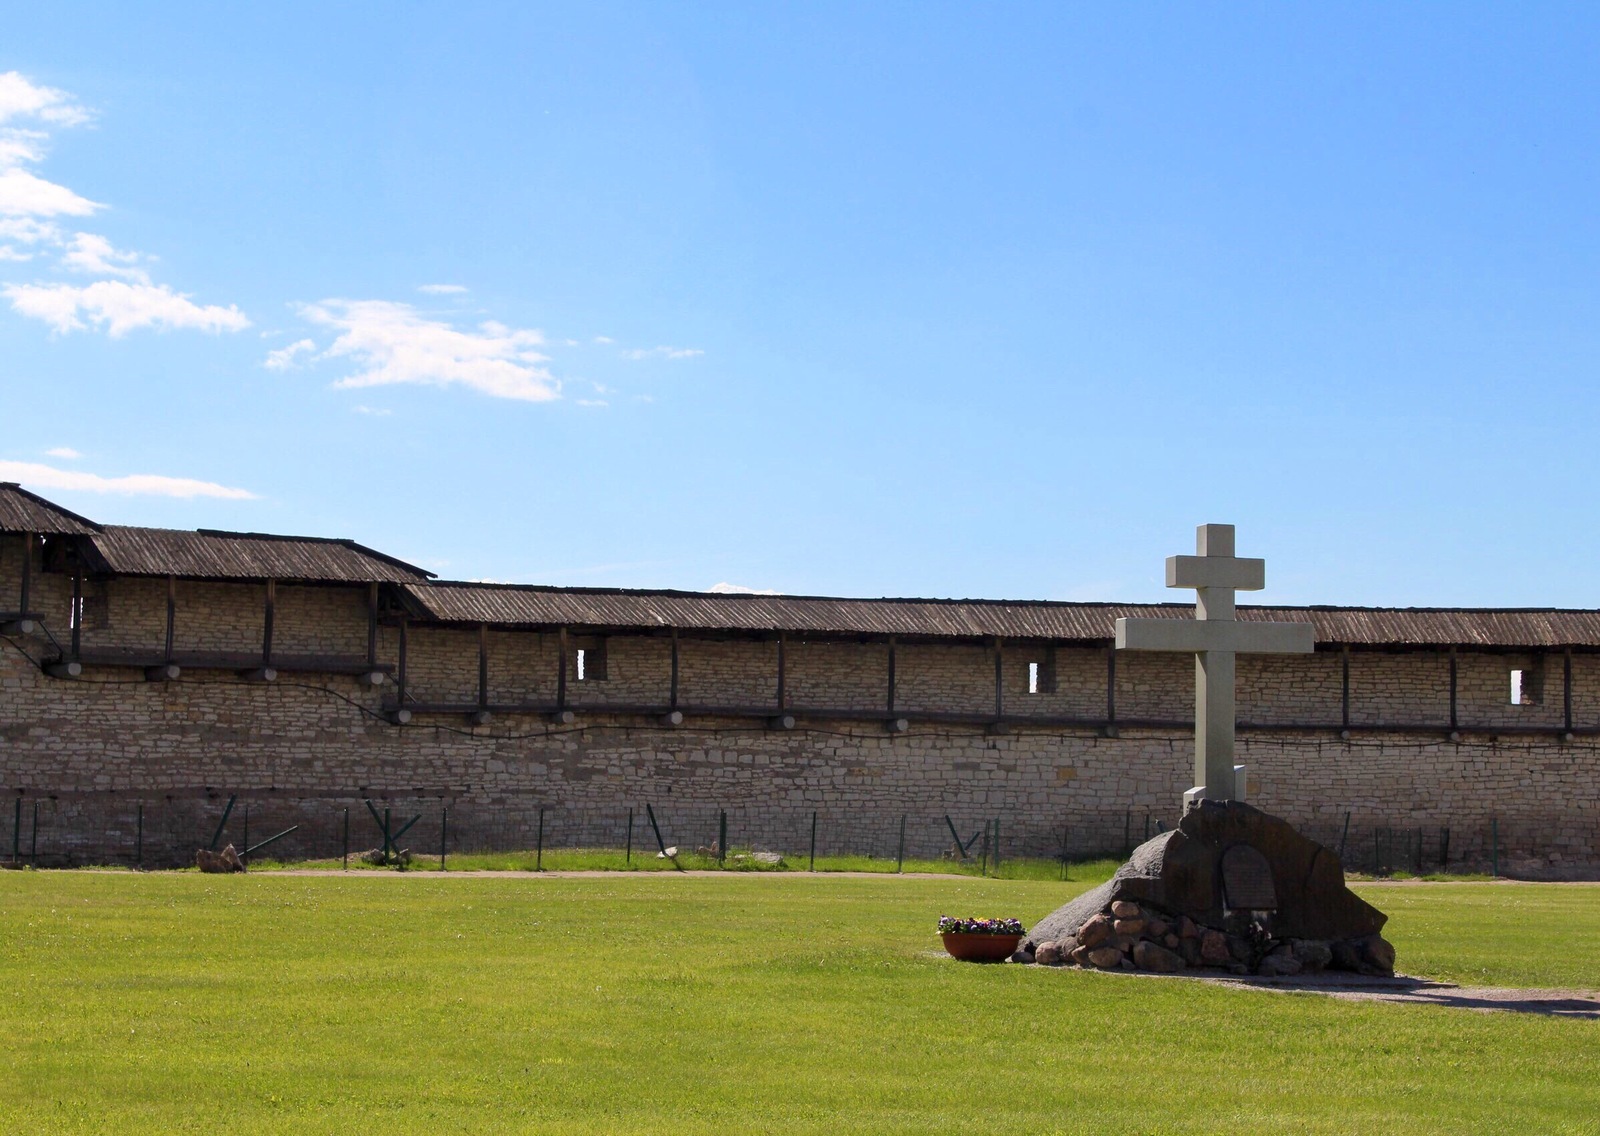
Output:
(81, 526), (434, 583)
(0, 483), (100, 535)
(399, 582), (1600, 648)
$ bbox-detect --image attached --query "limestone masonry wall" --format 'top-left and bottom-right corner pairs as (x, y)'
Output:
(1, 552), (1596, 874)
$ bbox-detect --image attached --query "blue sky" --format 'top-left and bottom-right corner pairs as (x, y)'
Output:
(3, 3), (1599, 607)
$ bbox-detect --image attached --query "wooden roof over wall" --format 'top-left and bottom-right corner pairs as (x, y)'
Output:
(78, 526), (434, 583)
(398, 581), (1600, 650)
(0, 483), (100, 535)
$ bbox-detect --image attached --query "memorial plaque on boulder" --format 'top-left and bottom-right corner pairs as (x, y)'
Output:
(1221, 844), (1277, 911)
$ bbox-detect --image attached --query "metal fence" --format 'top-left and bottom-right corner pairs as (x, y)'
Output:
(1, 792), (1586, 878)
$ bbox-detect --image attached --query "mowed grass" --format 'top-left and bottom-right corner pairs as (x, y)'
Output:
(0, 874), (1596, 1135)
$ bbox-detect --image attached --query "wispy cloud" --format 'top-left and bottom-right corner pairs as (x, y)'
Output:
(295, 298), (558, 402)
(0, 459), (256, 499)
(263, 337), (316, 371)
(3, 280), (249, 336)
(44, 446), (81, 459)
(0, 71), (248, 337)
(352, 404), (392, 416)
(706, 582), (780, 595)
(417, 283), (467, 295)
(622, 345), (704, 360)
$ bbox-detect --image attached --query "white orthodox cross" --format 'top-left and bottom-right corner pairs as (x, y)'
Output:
(1114, 524), (1314, 807)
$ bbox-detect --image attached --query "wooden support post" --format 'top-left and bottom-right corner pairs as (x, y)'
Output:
(69, 563), (82, 660)
(1563, 649), (1574, 734)
(1105, 645), (1117, 730)
(395, 619), (409, 721)
(1448, 647), (1458, 731)
(776, 631), (787, 711)
(18, 532), (32, 615)
(164, 575), (176, 663)
(261, 579), (276, 667)
(896, 814), (906, 873)
(536, 807), (545, 871)
(342, 807), (349, 870)
(557, 626), (569, 712)
(993, 636), (1004, 721)
(367, 583), (379, 668)
(625, 806), (634, 866)
(440, 806), (448, 870)
(669, 626), (680, 711)
(1340, 645), (1351, 731)
(477, 623), (490, 715)
(886, 636), (897, 715)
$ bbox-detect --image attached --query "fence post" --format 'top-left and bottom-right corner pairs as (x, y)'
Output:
(1338, 811), (1351, 860)
(1123, 810), (1130, 858)
(992, 818), (1001, 874)
(30, 801), (38, 866)
(536, 807), (545, 872)
(896, 814), (906, 873)
(809, 811), (817, 872)
(626, 807), (634, 866)
(1413, 828), (1422, 876)
(718, 809), (727, 867)
(342, 807), (349, 870)
(135, 803), (143, 870)
(1491, 817), (1499, 878)
(243, 803), (250, 864)
(1439, 826), (1450, 869)
(11, 797), (19, 865)
(979, 823), (990, 877)
(440, 806), (448, 872)
(1059, 820), (1070, 881)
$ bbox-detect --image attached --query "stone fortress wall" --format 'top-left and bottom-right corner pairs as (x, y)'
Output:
(1, 530), (1597, 875)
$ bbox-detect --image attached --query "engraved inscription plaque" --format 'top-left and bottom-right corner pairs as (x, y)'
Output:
(1221, 844), (1278, 911)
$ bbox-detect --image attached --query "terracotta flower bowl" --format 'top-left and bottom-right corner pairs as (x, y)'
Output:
(941, 932), (1023, 962)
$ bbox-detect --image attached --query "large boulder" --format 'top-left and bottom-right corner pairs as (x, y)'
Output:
(1028, 800), (1386, 948)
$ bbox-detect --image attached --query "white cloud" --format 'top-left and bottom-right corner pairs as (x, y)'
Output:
(60, 232), (146, 279)
(622, 345), (705, 361)
(0, 72), (248, 339)
(352, 404), (392, 416)
(592, 335), (614, 345)
(0, 167), (100, 218)
(3, 280), (251, 336)
(707, 582), (780, 595)
(417, 283), (467, 294)
(0, 459), (255, 499)
(575, 399), (609, 408)
(0, 73), (90, 127)
(263, 337), (316, 371)
(44, 446), (81, 459)
(299, 298), (559, 402)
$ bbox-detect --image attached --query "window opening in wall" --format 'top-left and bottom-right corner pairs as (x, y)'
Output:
(572, 637), (608, 682)
(1510, 660), (1544, 706)
(1028, 661), (1039, 694)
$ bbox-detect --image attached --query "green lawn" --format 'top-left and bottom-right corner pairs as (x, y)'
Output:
(1, 873), (1596, 1135)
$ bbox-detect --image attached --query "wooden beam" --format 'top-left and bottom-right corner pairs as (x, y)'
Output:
(261, 578), (276, 666)
(557, 626), (569, 711)
(669, 626), (679, 711)
(396, 618), (408, 710)
(69, 563), (82, 661)
(18, 533), (31, 616)
(367, 583), (379, 668)
(776, 631), (787, 711)
(1341, 645), (1351, 730)
(164, 575), (176, 663)
(477, 623), (489, 711)
(1564, 649), (1574, 734)
(886, 636), (897, 714)
(1448, 646), (1458, 730)
(993, 636), (1004, 720)
(1105, 645), (1117, 726)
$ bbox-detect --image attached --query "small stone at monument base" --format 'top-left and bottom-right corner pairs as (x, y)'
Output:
(1118, 957), (1136, 970)
(1087, 946), (1124, 969)
(1078, 913), (1113, 950)
(1258, 946), (1302, 977)
(1133, 941), (1186, 973)
(1009, 948), (1035, 965)
(1179, 917), (1201, 940)
(1178, 938), (1202, 967)
(1226, 935), (1253, 962)
(1112, 917), (1145, 937)
(1199, 930), (1230, 966)
(1163, 933), (1181, 950)
(1358, 935), (1397, 977)
(1070, 945), (1092, 966)
(1292, 940), (1333, 974)
(1146, 918), (1171, 939)
(195, 845), (245, 873)
(1033, 941), (1063, 966)
(1226, 962), (1250, 975)
(1110, 900), (1141, 919)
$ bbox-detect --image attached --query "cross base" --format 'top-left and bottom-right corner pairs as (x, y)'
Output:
(1182, 765), (1248, 814)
